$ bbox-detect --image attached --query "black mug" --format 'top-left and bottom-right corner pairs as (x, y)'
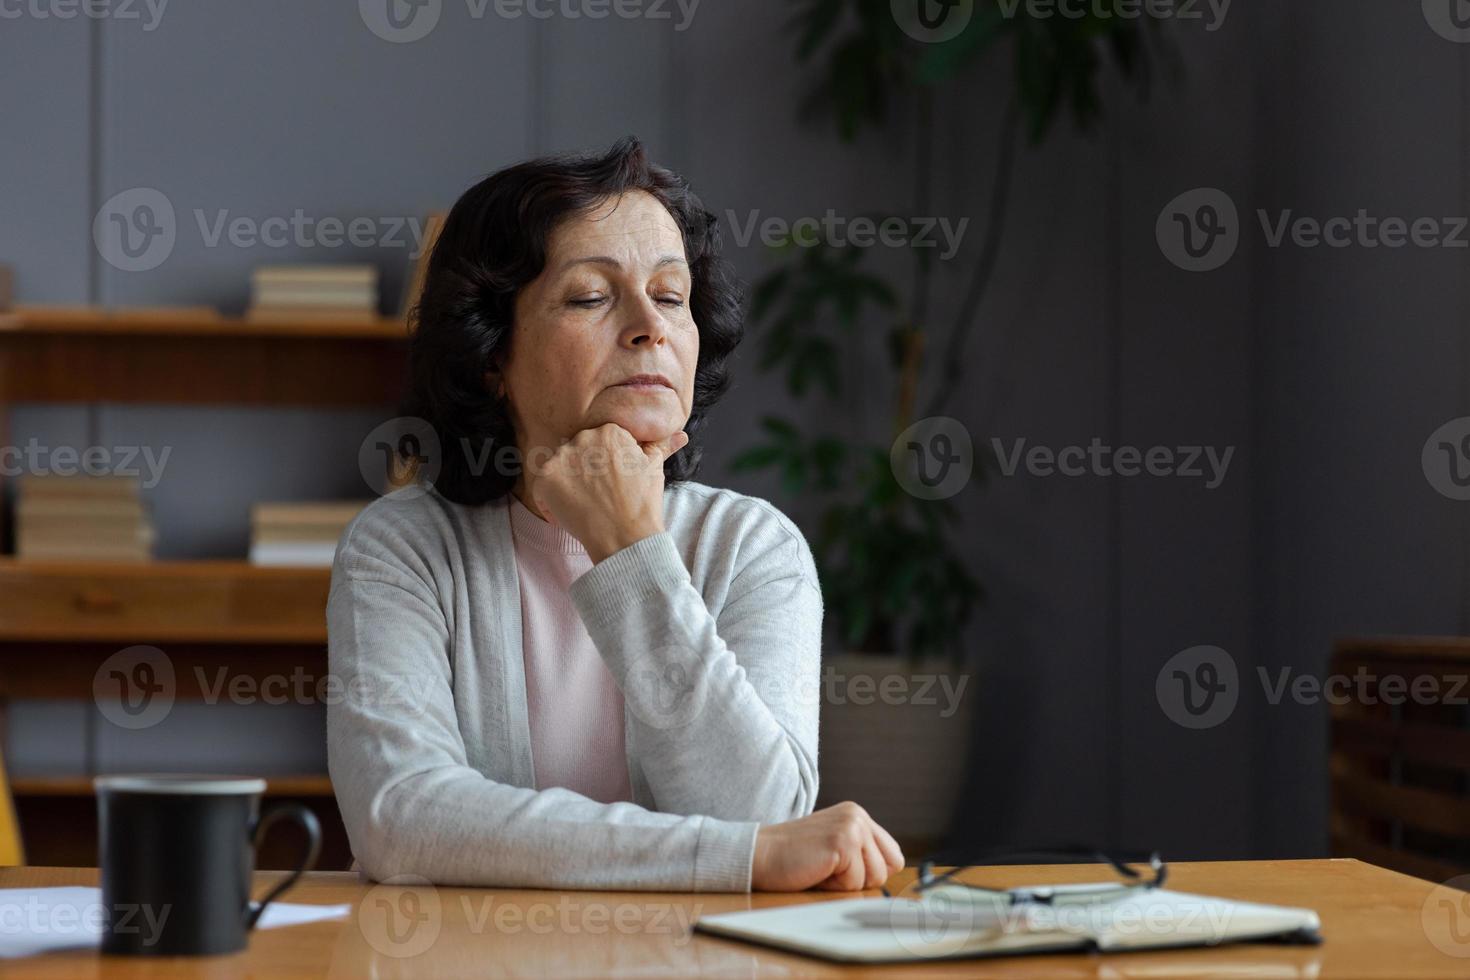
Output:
(95, 774), (322, 956)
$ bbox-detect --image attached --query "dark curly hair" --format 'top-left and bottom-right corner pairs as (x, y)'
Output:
(403, 136), (744, 505)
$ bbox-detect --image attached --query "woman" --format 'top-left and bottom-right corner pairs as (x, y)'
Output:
(327, 138), (903, 893)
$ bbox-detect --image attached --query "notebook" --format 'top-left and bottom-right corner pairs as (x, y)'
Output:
(694, 883), (1322, 964)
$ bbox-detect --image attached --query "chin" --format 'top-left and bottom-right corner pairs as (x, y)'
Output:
(598, 406), (683, 444)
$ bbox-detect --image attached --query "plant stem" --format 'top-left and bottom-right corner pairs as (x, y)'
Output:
(908, 85), (934, 346)
(923, 99), (1021, 419)
(896, 85), (934, 443)
(895, 327), (926, 441)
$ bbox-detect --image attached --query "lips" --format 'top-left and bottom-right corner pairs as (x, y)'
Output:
(615, 373), (673, 389)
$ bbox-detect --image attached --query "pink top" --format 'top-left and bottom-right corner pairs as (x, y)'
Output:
(508, 494), (634, 804)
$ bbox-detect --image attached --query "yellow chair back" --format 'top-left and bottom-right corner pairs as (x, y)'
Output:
(0, 748), (24, 866)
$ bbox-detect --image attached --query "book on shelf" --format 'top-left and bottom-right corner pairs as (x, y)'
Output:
(18, 526), (153, 549)
(250, 285), (377, 307)
(15, 474), (154, 562)
(251, 523), (352, 545)
(247, 264), (380, 322)
(16, 509), (149, 534)
(18, 548), (152, 563)
(247, 541), (341, 567)
(243, 308), (381, 324)
(17, 529), (155, 562)
(16, 473), (141, 498)
(252, 501), (367, 526)
(252, 265), (377, 285)
(249, 500), (368, 567)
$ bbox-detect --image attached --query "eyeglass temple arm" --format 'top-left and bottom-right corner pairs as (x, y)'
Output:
(915, 846), (1168, 891)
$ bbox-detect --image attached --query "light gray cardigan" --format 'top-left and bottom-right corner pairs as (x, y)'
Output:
(326, 479), (822, 892)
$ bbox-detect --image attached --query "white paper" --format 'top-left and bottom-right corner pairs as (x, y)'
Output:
(697, 885), (1321, 964)
(0, 885), (350, 959)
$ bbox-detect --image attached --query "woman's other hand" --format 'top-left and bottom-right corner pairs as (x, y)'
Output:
(752, 802), (905, 892)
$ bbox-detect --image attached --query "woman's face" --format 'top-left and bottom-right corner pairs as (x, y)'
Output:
(497, 190), (698, 457)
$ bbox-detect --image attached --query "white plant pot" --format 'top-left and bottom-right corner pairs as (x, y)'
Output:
(815, 651), (974, 852)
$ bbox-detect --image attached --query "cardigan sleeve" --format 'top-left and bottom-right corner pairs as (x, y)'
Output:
(326, 539), (759, 892)
(567, 502), (823, 825)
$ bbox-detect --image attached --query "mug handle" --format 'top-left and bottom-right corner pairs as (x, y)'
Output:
(244, 802), (323, 930)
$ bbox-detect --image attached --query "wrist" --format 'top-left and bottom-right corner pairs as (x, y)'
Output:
(588, 519), (664, 563)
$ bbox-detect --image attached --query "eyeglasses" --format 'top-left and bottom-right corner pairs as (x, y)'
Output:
(882, 845), (1168, 910)
(845, 847), (1169, 940)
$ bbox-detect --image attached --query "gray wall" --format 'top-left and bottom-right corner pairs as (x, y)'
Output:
(1253, 1), (1470, 856)
(1, 1), (1463, 860)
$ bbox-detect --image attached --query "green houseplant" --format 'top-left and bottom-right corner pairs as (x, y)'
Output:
(735, 0), (1172, 661)
(732, 0), (1173, 848)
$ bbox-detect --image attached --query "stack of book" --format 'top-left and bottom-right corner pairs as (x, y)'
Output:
(246, 265), (379, 322)
(249, 501), (367, 566)
(16, 474), (154, 561)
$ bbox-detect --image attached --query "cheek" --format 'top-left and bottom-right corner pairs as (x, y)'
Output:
(506, 318), (593, 421)
(531, 325), (606, 409)
(678, 325), (700, 405)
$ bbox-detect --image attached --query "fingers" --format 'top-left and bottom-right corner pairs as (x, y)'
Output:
(814, 832), (886, 892)
(576, 423), (686, 466)
(552, 425), (685, 476)
(815, 806), (896, 892)
(871, 820), (906, 876)
(584, 423), (628, 444)
(820, 815), (867, 892)
(861, 836), (888, 892)
(641, 429), (689, 464)
(816, 855), (865, 892)
(751, 802), (906, 893)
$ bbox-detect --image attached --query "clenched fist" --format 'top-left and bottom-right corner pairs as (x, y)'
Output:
(753, 802), (905, 892)
(527, 422), (689, 563)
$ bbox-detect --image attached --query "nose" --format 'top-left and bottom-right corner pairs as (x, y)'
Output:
(618, 294), (667, 349)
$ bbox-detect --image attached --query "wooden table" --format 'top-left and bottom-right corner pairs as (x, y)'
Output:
(1, 859), (1465, 977)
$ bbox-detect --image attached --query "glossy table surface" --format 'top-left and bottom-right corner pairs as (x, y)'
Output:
(1, 858), (1466, 977)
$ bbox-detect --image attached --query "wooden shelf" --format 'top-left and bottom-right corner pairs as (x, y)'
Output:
(0, 305), (411, 340)
(1333, 635), (1470, 661)
(10, 775), (352, 869)
(0, 307), (367, 867)
(11, 774), (335, 797)
(0, 558), (331, 644)
(0, 305), (410, 405)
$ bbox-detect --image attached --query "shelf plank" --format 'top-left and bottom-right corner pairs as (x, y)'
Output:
(0, 305), (411, 340)
(11, 775), (335, 797)
(0, 307), (410, 405)
(1333, 634), (1470, 659)
(0, 558), (331, 644)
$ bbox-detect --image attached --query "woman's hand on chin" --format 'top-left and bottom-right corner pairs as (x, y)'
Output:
(531, 422), (689, 563)
(752, 802), (905, 892)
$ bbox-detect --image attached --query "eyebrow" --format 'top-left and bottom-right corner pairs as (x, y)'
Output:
(555, 254), (688, 275)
